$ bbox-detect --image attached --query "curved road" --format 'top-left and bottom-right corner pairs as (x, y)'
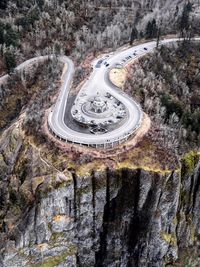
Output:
(1, 38), (199, 147)
(48, 38), (200, 147)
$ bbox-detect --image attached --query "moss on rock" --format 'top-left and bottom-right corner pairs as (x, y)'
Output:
(35, 246), (76, 267)
(181, 151), (200, 176)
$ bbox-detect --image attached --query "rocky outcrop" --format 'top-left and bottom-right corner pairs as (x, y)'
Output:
(0, 150), (199, 266)
(0, 41), (200, 266)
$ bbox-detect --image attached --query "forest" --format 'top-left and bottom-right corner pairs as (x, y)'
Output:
(0, 0), (199, 74)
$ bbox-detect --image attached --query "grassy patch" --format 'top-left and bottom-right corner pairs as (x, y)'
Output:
(35, 246), (76, 267)
(181, 151), (200, 176)
(161, 232), (177, 246)
(75, 160), (107, 177)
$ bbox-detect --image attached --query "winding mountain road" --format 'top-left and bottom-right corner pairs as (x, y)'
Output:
(1, 38), (199, 148)
(49, 38), (200, 147)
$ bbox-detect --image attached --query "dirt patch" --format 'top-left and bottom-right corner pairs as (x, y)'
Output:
(109, 68), (127, 88)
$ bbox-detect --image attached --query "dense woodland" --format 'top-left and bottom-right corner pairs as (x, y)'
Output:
(0, 58), (62, 135)
(0, 0), (199, 74)
(0, 0), (200, 152)
(0, 2), (200, 267)
(125, 41), (200, 154)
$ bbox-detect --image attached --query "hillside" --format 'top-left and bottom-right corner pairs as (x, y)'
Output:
(0, 1), (200, 267)
(0, 0), (199, 72)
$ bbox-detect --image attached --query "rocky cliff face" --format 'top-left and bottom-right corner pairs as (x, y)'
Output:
(0, 33), (200, 267)
(0, 125), (199, 267)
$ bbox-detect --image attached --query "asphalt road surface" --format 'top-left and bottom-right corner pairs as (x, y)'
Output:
(1, 38), (199, 147)
(48, 38), (200, 147)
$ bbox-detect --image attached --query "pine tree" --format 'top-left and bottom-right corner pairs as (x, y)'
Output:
(4, 51), (16, 74)
(174, 5), (179, 17)
(145, 19), (158, 39)
(179, 1), (193, 36)
(0, 23), (4, 45)
(156, 27), (161, 48)
(0, 0), (8, 10)
(130, 26), (138, 45)
(0, 22), (18, 47)
(36, 0), (44, 10)
(4, 24), (19, 47)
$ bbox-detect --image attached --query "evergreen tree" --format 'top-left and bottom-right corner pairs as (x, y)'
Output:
(145, 19), (158, 39)
(4, 24), (19, 47)
(174, 5), (179, 17)
(0, 0), (8, 10)
(16, 6), (40, 30)
(156, 20), (162, 48)
(4, 51), (16, 74)
(36, 0), (44, 10)
(139, 31), (144, 38)
(0, 22), (18, 47)
(179, 1), (193, 36)
(130, 26), (138, 45)
(186, 1), (193, 12)
(0, 23), (4, 44)
(156, 27), (161, 48)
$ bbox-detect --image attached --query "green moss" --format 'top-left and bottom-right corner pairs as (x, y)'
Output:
(116, 161), (177, 175)
(191, 225), (196, 243)
(95, 174), (107, 190)
(172, 216), (177, 226)
(77, 186), (91, 197)
(54, 178), (72, 191)
(185, 257), (199, 267)
(10, 203), (21, 216)
(35, 246), (76, 267)
(180, 188), (188, 206)
(49, 232), (64, 244)
(161, 232), (177, 246)
(175, 247), (199, 267)
(181, 151), (200, 176)
(0, 153), (4, 161)
(75, 161), (107, 178)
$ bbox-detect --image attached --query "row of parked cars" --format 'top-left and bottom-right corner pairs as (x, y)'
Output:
(95, 59), (110, 68)
(95, 54), (110, 68)
(120, 47), (148, 65)
(95, 47), (148, 69)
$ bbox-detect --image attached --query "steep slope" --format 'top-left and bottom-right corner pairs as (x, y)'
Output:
(0, 0), (198, 72)
(0, 125), (199, 266)
(0, 46), (199, 265)
(0, 12), (200, 265)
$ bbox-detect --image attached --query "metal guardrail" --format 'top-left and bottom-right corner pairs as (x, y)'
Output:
(47, 115), (143, 148)
(4, 38), (199, 148)
(47, 53), (143, 148)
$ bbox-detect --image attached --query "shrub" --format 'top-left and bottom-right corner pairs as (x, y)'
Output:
(0, 0), (8, 10)
(182, 111), (200, 134)
(181, 151), (200, 176)
(160, 93), (184, 118)
(4, 51), (16, 74)
(0, 22), (19, 47)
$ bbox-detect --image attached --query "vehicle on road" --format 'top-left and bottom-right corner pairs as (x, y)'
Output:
(43, 38), (200, 147)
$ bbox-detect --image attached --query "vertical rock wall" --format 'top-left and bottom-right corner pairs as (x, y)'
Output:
(1, 159), (200, 267)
